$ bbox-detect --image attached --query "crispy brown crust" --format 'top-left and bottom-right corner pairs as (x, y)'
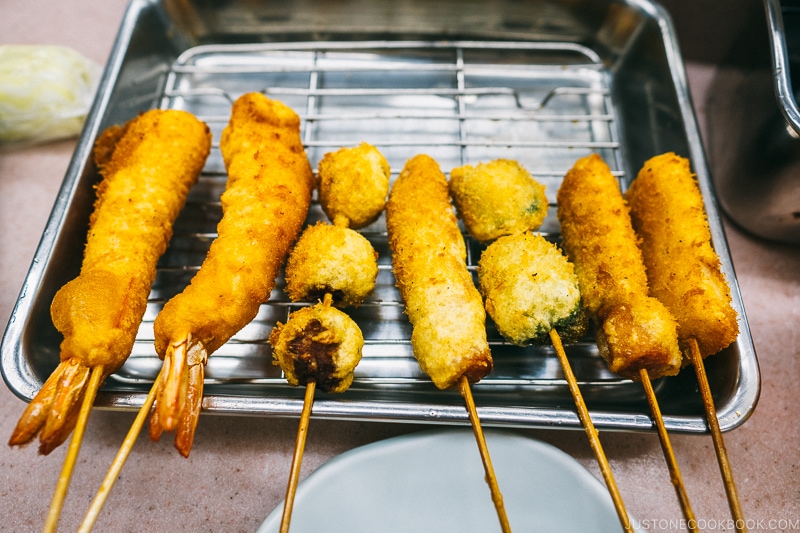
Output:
(52, 109), (211, 370)
(154, 93), (314, 357)
(556, 154), (681, 379)
(284, 222), (378, 308)
(386, 154), (492, 389)
(626, 152), (738, 357)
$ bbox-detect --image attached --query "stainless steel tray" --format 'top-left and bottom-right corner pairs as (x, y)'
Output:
(1, 0), (759, 433)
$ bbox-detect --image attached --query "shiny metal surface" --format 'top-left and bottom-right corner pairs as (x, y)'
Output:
(706, 0), (800, 245)
(1, 0), (759, 433)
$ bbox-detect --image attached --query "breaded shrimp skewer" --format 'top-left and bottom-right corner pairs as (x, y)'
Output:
(557, 154), (696, 530)
(79, 93), (313, 532)
(627, 152), (743, 530)
(387, 154), (509, 533)
(150, 93), (314, 456)
(8, 109), (211, 532)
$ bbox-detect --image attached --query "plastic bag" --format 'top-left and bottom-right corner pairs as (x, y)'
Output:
(0, 45), (101, 147)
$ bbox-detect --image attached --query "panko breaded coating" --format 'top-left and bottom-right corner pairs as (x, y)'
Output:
(556, 154), (682, 380)
(386, 154), (492, 389)
(154, 93), (313, 357)
(449, 159), (548, 242)
(317, 142), (390, 229)
(284, 222), (378, 308)
(10, 109), (211, 453)
(150, 94), (313, 455)
(626, 153), (738, 358)
(478, 232), (587, 346)
(269, 303), (364, 393)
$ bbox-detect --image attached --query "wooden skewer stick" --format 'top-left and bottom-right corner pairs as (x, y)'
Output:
(549, 329), (633, 533)
(279, 379), (316, 533)
(639, 368), (698, 532)
(688, 337), (746, 532)
(77, 367), (165, 533)
(42, 365), (104, 533)
(279, 291), (334, 533)
(458, 375), (511, 533)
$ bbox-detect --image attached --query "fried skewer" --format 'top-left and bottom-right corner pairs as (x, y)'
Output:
(627, 152), (742, 530)
(557, 154), (697, 529)
(386, 154), (510, 533)
(448, 159), (632, 530)
(476, 231), (634, 531)
(269, 143), (388, 533)
(8, 109), (210, 531)
(149, 92), (314, 456)
(76, 93), (313, 530)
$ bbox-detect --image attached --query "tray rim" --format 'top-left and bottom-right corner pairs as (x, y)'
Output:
(1, 0), (760, 434)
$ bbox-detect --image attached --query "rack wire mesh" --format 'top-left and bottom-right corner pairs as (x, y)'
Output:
(112, 40), (644, 408)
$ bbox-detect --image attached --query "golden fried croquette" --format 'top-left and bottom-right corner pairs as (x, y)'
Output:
(626, 153), (738, 358)
(386, 154), (492, 389)
(10, 109), (211, 453)
(317, 142), (390, 229)
(556, 154), (682, 379)
(449, 159), (548, 242)
(269, 302), (364, 393)
(478, 232), (587, 346)
(284, 221), (378, 308)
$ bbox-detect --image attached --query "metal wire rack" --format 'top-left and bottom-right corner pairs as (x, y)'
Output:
(112, 40), (640, 407)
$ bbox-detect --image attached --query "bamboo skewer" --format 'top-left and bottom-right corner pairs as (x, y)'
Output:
(43, 365), (104, 533)
(639, 368), (698, 531)
(279, 380), (316, 533)
(78, 367), (165, 533)
(688, 337), (746, 532)
(458, 375), (511, 533)
(549, 329), (633, 533)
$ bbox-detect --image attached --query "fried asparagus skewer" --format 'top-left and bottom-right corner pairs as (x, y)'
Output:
(150, 93), (314, 457)
(627, 152), (743, 530)
(8, 110), (210, 532)
(557, 154), (696, 531)
(270, 143), (388, 533)
(386, 154), (509, 533)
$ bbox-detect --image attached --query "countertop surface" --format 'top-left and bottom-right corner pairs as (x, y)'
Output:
(2, 1), (799, 532)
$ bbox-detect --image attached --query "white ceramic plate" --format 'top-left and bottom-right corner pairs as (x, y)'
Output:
(258, 428), (638, 533)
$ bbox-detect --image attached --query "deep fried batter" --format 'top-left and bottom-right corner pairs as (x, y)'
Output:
(556, 154), (682, 379)
(150, 93), (313, 455)
(269, 302), (364, 393)
(449, 159), (548, 242)
(317, 142), (390, 229)
(154, 93), (313, 357)
(478, 232), (587, 346)
(626, 152), (738, 358)
(10, 109), (211, 453)
(386, 154), (492, 389)
(284, 221), (378, 308)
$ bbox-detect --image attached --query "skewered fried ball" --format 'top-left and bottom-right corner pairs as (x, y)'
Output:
(478, 232), (587, 346)
(269, 302), (364, 393)
(317, 142), (390, 229)
(284, 221), (379, 308)
(449, 159), (548, 242)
